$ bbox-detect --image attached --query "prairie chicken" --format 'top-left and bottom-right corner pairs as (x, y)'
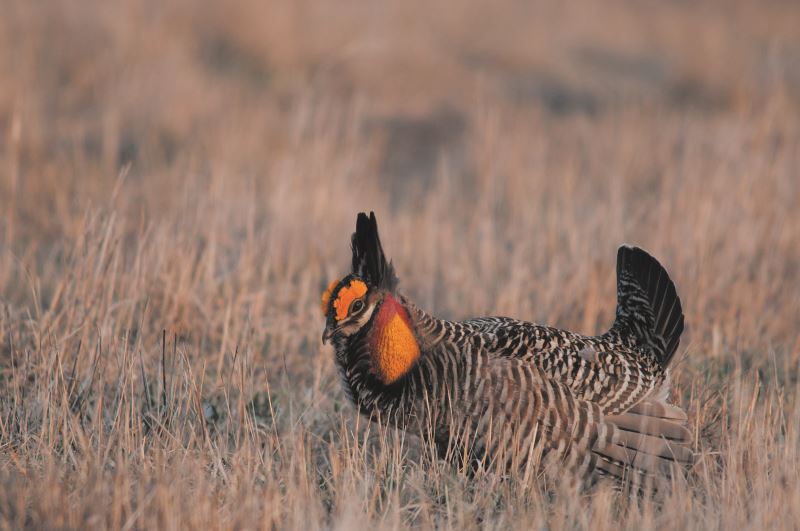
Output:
(322, 212), (692, 485)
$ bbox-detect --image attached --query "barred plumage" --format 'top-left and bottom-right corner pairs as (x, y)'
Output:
(322, 212), (692, 486)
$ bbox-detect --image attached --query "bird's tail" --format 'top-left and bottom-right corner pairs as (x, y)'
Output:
(609, 245), (684, 366)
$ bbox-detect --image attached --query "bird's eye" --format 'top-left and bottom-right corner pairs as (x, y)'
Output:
(350, 299), (365, 314)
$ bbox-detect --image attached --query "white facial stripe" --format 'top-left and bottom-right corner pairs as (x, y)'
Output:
(339, 301), (377, 336)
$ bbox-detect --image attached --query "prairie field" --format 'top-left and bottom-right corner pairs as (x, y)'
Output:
(1, 0), (799, 529)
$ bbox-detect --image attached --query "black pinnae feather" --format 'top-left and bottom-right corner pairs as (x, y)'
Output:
(351, 212), (399, 291)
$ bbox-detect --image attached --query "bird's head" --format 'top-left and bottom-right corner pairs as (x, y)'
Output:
(321, 212), (420, 384)
(320, 274), (379, 343)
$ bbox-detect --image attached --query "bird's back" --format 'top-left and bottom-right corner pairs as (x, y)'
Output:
(406, 246), (691, 483)
(406, 335), (692, 485)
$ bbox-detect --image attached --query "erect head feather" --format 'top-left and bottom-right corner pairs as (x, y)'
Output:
(351, 212), (399, 292)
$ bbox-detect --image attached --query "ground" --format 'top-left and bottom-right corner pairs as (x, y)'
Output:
(0, 0), (799, 529)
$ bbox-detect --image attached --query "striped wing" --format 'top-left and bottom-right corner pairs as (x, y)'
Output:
(464, 318), (665, 415)
(456, 357), (692, 483)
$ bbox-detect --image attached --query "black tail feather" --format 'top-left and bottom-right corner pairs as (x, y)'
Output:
(351, 212), (399, 291)
(610, 246), (684, 366)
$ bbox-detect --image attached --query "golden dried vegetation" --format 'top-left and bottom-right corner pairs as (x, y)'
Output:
(0, 0), (799, 528)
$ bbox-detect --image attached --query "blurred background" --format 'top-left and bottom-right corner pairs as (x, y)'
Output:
(3, 0), (799, 209)
(1, 1), (799, 528)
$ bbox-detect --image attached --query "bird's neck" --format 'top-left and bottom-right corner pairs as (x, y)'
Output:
(337, 297), (466, 436)
(366, 294), (420, 385)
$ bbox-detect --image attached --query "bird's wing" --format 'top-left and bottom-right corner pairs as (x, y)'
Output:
(464, 319), (664, 415)
(458, 356), (692, 484)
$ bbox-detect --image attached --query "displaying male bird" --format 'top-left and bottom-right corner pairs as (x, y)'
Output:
(321, 212), (692, 486)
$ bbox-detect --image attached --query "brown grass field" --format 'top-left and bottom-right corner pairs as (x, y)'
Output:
(1, 0), (799, 528)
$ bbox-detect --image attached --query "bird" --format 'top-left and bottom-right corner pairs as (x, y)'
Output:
(321, 212), (692, 486)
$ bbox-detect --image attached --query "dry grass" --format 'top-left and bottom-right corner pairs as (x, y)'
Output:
(1, 0), (799, 528)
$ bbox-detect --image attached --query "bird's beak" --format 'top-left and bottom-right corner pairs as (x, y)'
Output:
(321, 322), (335, 344)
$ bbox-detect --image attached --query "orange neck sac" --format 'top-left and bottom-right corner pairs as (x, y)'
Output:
(369, 294), (420, 385)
